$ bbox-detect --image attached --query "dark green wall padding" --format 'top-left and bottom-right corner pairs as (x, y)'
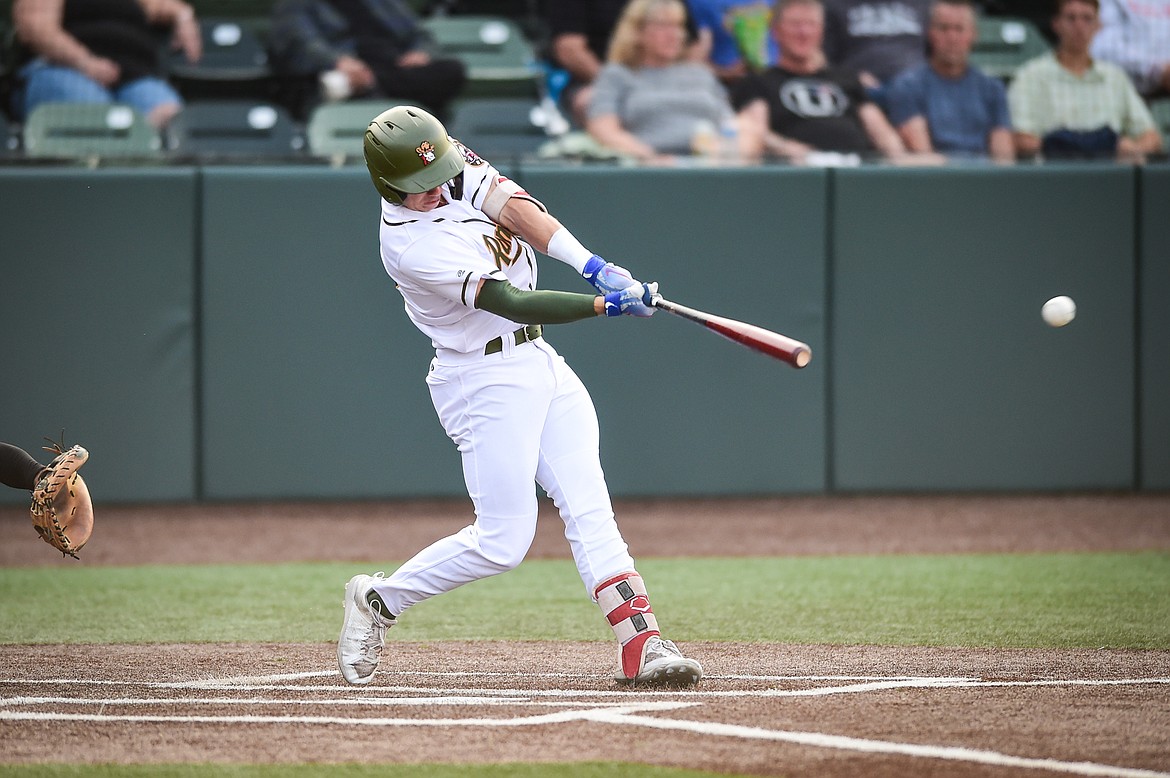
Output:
(1140, 165), (1170, 490)
(0, 163), (1165, 502)
(0, 169), (198, 501)
(832, 165), (1136, 491)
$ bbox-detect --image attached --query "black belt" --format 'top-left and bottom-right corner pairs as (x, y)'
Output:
(484, 325), (542, 355)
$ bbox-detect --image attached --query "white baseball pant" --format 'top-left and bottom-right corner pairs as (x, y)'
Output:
(370, 336), (636, 616)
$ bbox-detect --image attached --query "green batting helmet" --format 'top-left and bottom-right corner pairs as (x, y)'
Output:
(364, 106), (464, 204)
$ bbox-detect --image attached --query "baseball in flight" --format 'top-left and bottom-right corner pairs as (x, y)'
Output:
(1042, 295), (1076, 327)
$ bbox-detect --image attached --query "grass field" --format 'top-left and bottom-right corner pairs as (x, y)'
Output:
(2, 553), (1168, 647)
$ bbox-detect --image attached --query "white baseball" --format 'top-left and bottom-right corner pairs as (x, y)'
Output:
(1042, 295), (1076, 327)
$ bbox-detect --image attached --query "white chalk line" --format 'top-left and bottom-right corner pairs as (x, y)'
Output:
(0, 679), (987, 708)
(4, 675), (1170, 699)
(1, 695), (577, 708)
(588, 711), (1170, 778)
(0, 701), (694, 728)
(4, 671), (1169, 778)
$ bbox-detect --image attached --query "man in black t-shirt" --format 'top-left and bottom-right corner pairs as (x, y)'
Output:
(12, 0), (201, 128)
(732, 0), (904, 159)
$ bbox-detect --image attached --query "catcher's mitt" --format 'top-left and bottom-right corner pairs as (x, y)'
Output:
(30, 442), (94, 559)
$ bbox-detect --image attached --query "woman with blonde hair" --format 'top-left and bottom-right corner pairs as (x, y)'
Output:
(586, 0), (760, 161)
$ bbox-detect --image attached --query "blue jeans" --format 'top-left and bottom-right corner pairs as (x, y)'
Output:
(17, 60), (182, 120)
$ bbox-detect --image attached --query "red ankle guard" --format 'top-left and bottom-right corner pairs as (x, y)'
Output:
(595, 572), (660, 679)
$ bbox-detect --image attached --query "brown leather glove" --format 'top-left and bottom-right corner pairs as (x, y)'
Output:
(30, 443), (94, 559)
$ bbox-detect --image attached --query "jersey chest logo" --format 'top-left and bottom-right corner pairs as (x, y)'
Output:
(483, 223), (523, 269)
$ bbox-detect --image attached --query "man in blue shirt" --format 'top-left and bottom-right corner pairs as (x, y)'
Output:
(884, 0), (1014, 161)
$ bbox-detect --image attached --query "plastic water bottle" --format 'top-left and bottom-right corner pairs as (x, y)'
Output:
(691, 120), (719, 157)
(717, 117), (740, 162)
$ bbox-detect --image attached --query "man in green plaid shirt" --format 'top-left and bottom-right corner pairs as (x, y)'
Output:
(1007, 0), (1162, 160)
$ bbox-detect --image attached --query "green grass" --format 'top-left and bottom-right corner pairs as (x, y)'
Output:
(0, 765), (757, 778)
(2, 553), (1168, 648)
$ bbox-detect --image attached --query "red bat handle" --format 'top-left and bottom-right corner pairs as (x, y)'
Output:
(653, 297), (812, 369)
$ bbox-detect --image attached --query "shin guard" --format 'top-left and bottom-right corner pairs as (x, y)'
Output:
(595, 572), (659, 680)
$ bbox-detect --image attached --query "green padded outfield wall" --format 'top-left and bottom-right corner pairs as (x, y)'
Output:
(519, 165), (828, 495)
(199, 165), (827, 498)
(2, 163), (1162, 502)
(0, 169), (199, 503)
(1141, 165), (1170, 490)
(199, 167), (466, 499)
(831, 165), (1136, 491)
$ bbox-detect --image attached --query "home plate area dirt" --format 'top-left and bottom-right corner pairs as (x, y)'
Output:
(1, 642), (1169, 776)
(1, 494), (1169, 776)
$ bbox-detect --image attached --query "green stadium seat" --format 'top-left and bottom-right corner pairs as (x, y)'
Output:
(166, 99), (304, 158)
(970, 16), (1051, 82)
(306, 98), (408, 159)
(190, 0), (275, 19)
(447, 96), (548, 160)
(163, 18), (274, 101)
(22, 102), (161, 159)
(1150, 98), (1170, 153)
(0, 110), (18, 155)
(422, 16), (541, 98)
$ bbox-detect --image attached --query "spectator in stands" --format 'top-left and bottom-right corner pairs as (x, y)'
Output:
(687, 0), (780, 82)
(734, 0), (905, 160)
(1090, 0), (1170, 99)
(586, 0), (760, 161)
(1007, 0), (1162, 160)
(268, 0), (466, 118)
(884, 0), (1013, 161)
(547, 0), (706, 127)
(822, 0), (931, 88)
(11, 0), (202, 129)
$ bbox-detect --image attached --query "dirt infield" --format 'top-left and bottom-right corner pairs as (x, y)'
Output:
(1, 494), (1169, 776)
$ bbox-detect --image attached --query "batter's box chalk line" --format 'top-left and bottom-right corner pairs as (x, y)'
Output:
(2, 671), (1169, 778)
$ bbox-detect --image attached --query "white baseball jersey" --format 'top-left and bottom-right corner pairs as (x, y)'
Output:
(378, 138), (537, 354)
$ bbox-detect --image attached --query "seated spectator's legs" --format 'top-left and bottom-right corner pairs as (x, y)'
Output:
(20, 61), (113, 119)
(115, 78), (184, 128)
(864, 83), (890, 114)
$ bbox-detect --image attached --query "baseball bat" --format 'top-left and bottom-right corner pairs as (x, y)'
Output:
(653, 297), (812, 369)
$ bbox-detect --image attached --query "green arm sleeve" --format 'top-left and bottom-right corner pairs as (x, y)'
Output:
(476, 279), (599, 324)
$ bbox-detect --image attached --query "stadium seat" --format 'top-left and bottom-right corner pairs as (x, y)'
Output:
(166, 99), (304, 159)
(970, 16), (1050, 82)
(1151, 98), (1170, 153)
(1, 17), (19, 123)
(422, 16), (541, 98)
(447, 97), (548, 160)
(189, 0), (275, 17)
(164, 18), (274, 101)
(22, 102), (161, 159)
(306, 99), (406, 159)
(0, 110), (18, 156)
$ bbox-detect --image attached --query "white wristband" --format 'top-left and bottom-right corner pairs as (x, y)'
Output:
(546, 227), (594, 275)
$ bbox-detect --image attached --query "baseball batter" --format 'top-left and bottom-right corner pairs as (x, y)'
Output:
(337, 105), (703, 688)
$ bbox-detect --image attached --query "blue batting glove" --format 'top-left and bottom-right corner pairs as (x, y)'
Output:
(604, 281), (659, 318)
(582, 255), (636, 295)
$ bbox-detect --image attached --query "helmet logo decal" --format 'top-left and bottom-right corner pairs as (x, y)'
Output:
(416, 141), (437, 165)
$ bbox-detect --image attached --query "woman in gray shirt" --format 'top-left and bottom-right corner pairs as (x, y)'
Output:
(586, 0), (760, 161)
